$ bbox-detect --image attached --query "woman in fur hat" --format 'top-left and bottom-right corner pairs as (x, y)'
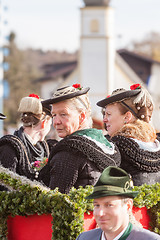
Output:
(39, 84), (121, 194)
(97, 84), (160, 186)
(0, 94), (54, 182)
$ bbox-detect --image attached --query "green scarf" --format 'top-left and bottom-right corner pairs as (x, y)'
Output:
(72, 128), (112, 148)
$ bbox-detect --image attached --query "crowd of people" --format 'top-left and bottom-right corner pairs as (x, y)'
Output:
(0, 83), (160, 239)
(39, 85), (121, 193)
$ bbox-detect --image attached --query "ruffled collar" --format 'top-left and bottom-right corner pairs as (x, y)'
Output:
(14, 127), (45, 163)
(131, 138), (160, 152)
(72, 128), (115, 155)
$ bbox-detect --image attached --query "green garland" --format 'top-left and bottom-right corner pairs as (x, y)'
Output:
(0, 165), (159, 239)
(133, 183), (160, 234)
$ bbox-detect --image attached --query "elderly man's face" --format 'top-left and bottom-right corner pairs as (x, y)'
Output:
(52, 101), (81, 138)
(93, 195), (133, 238)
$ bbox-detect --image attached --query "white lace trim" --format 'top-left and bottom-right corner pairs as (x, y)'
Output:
(131, 138), (160, 152)
(83, 135), (115, 155)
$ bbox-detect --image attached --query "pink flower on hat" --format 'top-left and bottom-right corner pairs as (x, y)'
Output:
(107, 95), (111, 98)
(130, 84), (141, 90)
(29, 93), (39, 99)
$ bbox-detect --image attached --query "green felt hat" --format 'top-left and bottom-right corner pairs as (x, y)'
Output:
(86, 166), (139, 199)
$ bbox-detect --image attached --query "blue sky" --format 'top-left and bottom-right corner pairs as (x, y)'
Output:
(6, 0), (160, 52)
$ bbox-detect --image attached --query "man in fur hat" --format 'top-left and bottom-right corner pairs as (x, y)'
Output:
(76, 166), (160, 240)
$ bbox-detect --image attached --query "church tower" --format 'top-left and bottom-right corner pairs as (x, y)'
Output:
(79, 0), (115, 118)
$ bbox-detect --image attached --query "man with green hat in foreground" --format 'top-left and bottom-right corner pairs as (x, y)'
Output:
(76, 166), (160, 240)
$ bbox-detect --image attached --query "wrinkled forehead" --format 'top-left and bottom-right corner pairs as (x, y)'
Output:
(51, 99), (76, 112)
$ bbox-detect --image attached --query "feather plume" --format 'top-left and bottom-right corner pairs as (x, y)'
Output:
(133, 87), (154, 107)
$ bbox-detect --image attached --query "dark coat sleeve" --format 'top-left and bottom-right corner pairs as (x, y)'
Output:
(0, 144), (18, 172)
(49, 150), (86, 194)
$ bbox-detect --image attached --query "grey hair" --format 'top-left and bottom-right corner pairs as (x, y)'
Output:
(66, 93), (93, 128)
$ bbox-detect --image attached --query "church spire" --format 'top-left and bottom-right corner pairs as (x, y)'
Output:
(83, 0), (110, 6)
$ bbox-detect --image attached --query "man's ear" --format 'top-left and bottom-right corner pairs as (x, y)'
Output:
(41, 120), (45, 129)
(79, 112), (86, 124)
(126, 199), (133, 213)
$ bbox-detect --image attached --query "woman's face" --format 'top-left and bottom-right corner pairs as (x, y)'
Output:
(103, 103), (126, 137)
(52, 101), (81, 138)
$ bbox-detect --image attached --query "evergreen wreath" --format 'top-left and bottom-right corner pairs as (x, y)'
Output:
(0, 165), (159, 239)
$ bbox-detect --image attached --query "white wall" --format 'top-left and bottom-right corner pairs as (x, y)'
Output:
(148, 63), (160, 98)
(40, 77), (63, 99)
(79, 6), (115, 120)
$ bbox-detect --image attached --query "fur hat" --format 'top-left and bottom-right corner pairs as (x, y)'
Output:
(86, 166), (139, 199)
(97, 84), (154, 122)
(42, 84), (90, 105)
(0, 113), (6, 120)
(18, 94), (43, 115)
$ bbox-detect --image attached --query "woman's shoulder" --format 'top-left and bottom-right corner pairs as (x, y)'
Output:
(46, 138), (58, 151)
(0, 134), (23, 148)
(49, 138), (86, 161)
(48, 132), (121, 170)
(112, 133), (160, 152)
(112, 134), (134, 145)
(112, 134), (160, 173)
(0, 135), (21, 162)
(112, 134), (160, 152)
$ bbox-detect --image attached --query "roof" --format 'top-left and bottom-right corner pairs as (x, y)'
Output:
(35, 49), (160, 85)
(118, 49), (160, 64)
(35, 61), (77, 83)
(117, 49), (160, 84)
